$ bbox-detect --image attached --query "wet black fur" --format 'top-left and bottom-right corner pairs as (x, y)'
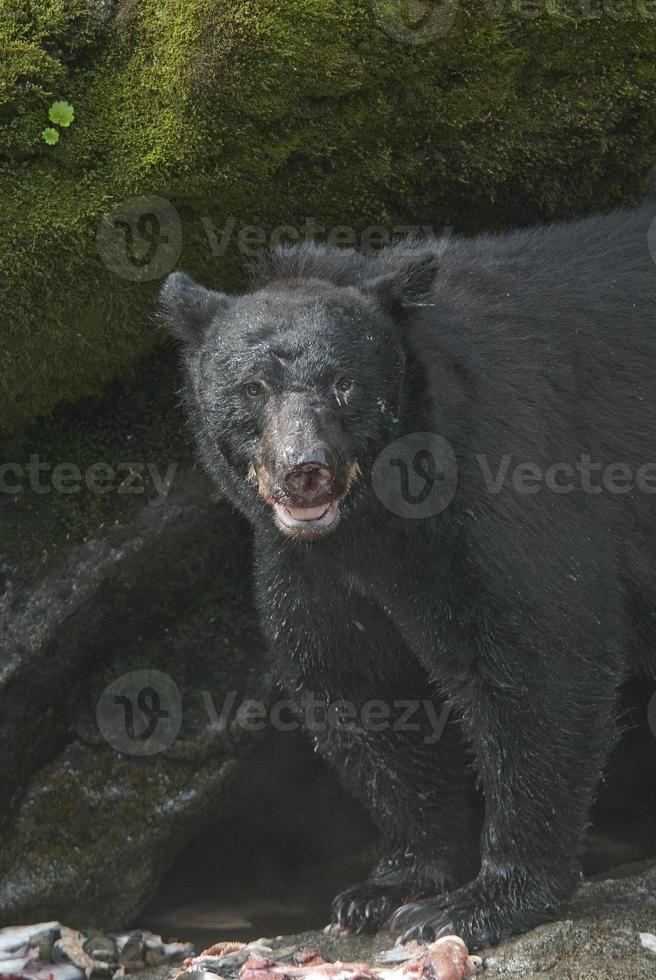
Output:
(160, 203), (656, 949)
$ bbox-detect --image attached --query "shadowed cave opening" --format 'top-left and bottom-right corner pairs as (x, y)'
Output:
(140, 730), (376, 946)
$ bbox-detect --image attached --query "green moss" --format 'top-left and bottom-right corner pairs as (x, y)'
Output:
(2, 0), (656, 435)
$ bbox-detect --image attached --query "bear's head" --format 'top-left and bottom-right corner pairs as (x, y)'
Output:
(159, 246), (439, 540)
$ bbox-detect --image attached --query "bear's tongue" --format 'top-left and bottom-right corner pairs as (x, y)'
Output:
(284, 504), (328, 521)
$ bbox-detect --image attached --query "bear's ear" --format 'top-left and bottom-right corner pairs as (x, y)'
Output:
(158, 271), (230, 343)
(363, 251), (439, 312)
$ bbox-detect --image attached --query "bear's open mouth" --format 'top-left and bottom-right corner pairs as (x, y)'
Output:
(272, 500), (340, 537)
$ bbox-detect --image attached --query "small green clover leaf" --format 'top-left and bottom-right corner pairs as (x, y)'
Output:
(42, 128), (60, 145)
(48, 100), (74, 127)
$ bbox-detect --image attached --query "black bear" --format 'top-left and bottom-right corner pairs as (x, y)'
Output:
(160, 202), (656, 949)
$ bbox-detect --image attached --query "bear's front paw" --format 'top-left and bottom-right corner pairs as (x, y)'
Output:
(389, 871), (561, 950)
(331, 855), (462, 936)
(331, 873), (414, 935)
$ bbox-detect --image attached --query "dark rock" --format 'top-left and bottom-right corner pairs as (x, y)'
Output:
(0, 352), (273, 928)
(0, 468), (246, 817)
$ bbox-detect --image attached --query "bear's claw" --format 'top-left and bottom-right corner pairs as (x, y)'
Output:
(332, 880), (402, 934)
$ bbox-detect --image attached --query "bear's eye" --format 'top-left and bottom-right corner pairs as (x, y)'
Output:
(245, 380), (266, 398)
(336, 377), (354, 394)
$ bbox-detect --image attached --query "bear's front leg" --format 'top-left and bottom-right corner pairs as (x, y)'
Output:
(255, 545), (480, 937)
(322, 700), (482, 934)
(390, 643), (620, 949)
(313, 668), (481, 936)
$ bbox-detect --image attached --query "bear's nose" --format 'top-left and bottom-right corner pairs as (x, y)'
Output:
(283, 461), (334, 496)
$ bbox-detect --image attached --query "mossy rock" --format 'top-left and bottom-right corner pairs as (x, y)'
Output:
(2, 0), (656, 435)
